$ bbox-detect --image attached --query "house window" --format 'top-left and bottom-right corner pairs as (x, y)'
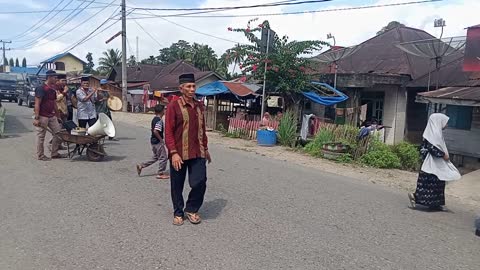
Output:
(55, 62), (65, 71)
(446, 105), (473, 130)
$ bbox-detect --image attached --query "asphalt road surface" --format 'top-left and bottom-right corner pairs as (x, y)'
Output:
(1, 102), (479, 270)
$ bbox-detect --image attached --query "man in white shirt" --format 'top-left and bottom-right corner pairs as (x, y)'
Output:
(76, 76), (98, 128)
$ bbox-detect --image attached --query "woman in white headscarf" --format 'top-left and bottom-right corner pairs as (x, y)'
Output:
(408, 113), (461, 211)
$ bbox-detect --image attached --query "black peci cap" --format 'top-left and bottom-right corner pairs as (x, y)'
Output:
(179, 73), (195, 85)
(45, 70), (57, 77)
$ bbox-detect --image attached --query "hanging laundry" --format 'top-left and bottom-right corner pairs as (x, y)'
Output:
(360, 104), (368, 122)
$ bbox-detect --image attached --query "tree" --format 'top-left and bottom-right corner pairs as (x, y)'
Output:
(227, 19), (327, 109)
(377, 21), (405, 35)
(9, 58), (14, 66)
(22, 58), (27, 67)
(191, 43), (218, 71)
(127, 55), (137, 66)
(222, 44), (246, 74)
(84, 52), (95, 74)
(157, 40), (193, 64)
(15, 58), (19, 67)
(140, 55), (159, 65)
(98, 48), (122, 74)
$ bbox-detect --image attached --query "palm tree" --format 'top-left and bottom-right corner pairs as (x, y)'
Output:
(191, 43), (218, 71)
(224, 44), (246, 74)
(98, 48), (122, 74)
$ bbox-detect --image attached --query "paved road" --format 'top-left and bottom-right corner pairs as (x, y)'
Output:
(1, 102), (479, 270)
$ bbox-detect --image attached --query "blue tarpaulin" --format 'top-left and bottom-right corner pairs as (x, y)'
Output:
(196, 81), (230, 96)
(302, 82), (348, 106)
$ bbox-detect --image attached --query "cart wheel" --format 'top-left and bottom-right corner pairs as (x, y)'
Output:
(86, 144), (105, 162)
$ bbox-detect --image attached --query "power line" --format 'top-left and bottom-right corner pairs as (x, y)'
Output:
(0, 4), (116, 14)
(125, 0), (246, 45)
(13, 0), (118, 50)
(132, 19), (165, 48)
(16, 0), (93, 46)
(129, 0), (442, 19)
(159, 17), (247, 44)
(61, 7), (121, 53)
(132, 0), (332, 11)
(8, 0), (68, 40)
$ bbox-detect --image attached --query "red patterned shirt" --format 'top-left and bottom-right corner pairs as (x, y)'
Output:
(165, 96), (208, 160)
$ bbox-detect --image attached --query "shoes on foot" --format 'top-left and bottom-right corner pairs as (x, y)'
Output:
(51, 154), (67, 159)
(173, 216), (184, 226)
(38, 156), (51, 161)
(156, 174), (170, 180)
(136, 164), (143, 176)
(408, 193), (416, 208)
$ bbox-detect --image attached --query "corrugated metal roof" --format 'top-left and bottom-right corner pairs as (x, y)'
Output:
(110, 60), (223, 90)
(9, 66), (43, 75)
(418, 86), (480, 101)
(223, 82), (259, 97)
(312, 26), (463, 80)
(408, 56), (480, 88)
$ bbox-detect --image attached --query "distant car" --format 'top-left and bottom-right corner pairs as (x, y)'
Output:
(17, 75), (42, 108)
(0, 73), (18, 103)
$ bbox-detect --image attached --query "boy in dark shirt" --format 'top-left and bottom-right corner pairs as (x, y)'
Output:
(136, 104), (169, 179)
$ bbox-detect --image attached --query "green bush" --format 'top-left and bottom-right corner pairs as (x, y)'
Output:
(393, 142), (421, 171)
(360, 137), (401, 169)
(218, 123), (228, 135)
(277, 109), (298, 147)
(336, 153), (354, 163)
(304, 128), (335, 156)
(361, 148), (401, 169)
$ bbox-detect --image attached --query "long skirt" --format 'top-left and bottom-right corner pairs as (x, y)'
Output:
(414, 171), (446, 207)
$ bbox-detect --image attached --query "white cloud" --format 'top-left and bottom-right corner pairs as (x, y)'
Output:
(7, 0), (479, 67)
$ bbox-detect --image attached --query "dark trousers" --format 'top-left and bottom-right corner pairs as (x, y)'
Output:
(170, 158), (207, 217)
(67, 106), (73, 121)
(78, 118), (97, 128)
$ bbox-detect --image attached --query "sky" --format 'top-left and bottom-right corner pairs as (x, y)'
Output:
(0, 0), (478, 67)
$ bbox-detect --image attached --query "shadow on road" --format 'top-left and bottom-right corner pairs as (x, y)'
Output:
(4, 114), (33, 134)
(113, 137), (137, 141)
(104, 155), (127, 161)
(201, 198), (228, 220)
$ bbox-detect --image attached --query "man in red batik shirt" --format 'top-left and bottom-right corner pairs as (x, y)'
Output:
(165, 73), (211, 226)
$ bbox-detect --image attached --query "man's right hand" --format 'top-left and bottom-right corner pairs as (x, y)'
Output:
(33, 119), (40, 127)
(171, 153), (183, 171)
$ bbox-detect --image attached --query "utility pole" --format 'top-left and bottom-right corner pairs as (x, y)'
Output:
(260, 29), (271, 118)
(136, 36), (139, 62)
(121, 0), (128, 111)
(1, 40), (12, 68)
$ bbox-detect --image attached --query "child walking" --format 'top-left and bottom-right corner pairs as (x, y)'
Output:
(136, 104), (169, 179)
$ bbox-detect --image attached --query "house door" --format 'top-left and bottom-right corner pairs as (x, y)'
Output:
(361, 92), (384, 124)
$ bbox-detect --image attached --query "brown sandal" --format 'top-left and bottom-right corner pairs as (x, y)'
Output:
(156, 174), (170, 179)
(173, 216), (184, 226)
(185, 212), (202, 224)
(136, 164), (143, 176)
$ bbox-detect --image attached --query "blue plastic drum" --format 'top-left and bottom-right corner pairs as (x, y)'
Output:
(257, 129), (277, 146)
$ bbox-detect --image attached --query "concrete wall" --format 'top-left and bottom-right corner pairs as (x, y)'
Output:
(56, 55), (84, 74)
(364, 85), (407, 144)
